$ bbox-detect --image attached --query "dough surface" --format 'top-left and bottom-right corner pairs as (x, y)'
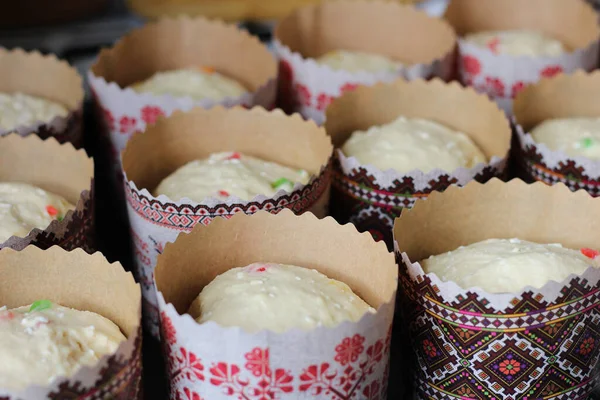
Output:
(316, 50), (400, 73)
(464, 30), (566, 57)
(0, 301), (126, 391)
(0, 92), (68, 132)
(420, 238), (598, 293)
(154, 151), (310, 202)
(530, 117), (600, 160)
(341, 116), (486, 173)
(131, 67), (247, 101)
(188, 263), (375, 333)
(0, 182), (74, 243)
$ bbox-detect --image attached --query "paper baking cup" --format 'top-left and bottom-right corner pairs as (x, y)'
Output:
(154, 209), (397, 400)
(89, 16), (277, 180)
(122, 106), (333, 337)
(0, 48), (84, 147)
(0, 134), (95, 252)
(272, 0), (456, 124)
(513, 70), (600, 196)
(445, 0), (600, 113)
(325, 78), (510, 248)
(0, 246), (142, 399)
(395, 178), (600, 399)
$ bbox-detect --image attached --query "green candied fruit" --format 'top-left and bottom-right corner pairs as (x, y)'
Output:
(271, 177), (293, 190)
(581, 137), (594, 149)
(29, 299), (53, 312)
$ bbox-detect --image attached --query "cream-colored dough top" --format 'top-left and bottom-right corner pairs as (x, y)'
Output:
(342, 116), (486, 173)
(0, 182), (74, 243)
(0, 92), (68, 131)
(316, 49), (400, 73)
(420, 238), (598, 293)
(188, 263), (375, 333)
(530, 117), (600, 160)
(131, 67), (247, 101)
(464, 30), (566, 56)
(0, 302), (126, 391)
(154, 151), (310, 202)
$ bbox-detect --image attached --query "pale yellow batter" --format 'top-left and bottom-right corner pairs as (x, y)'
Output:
(0, 301), (126, 391)
(316, 50), (400, 73)
(0, 182), (74, 243)
(131, 67), (247, 101)
(421, 238), (599, 293)
(154, 151), (310, 202)
(189, 263), (375, 333)
(464, 30), (566, 56)
(341, 116), (486, 173)
(0, 92), (68, 131)
(530, 117), (600, 159)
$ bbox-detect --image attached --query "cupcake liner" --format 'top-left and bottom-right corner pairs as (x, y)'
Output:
(326, 79), (511, 248)
(89, 16), (278, 185)
(272, 0), (457, 124)
(394, 178), (600, 399)
(513, 70), (600, 196)
(0, 48), (84, 148)
(154, 209), (397, 400)
(122, 106), (333, 337)
(0, 134), (95, 252)
(0, 246), (142, 399)
(445, 0), (600, 114)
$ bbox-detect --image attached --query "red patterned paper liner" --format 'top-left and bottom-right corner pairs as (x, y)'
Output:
(396, 250), (600, 399)
(0, 107), (84, 149)
(157, 293), (394, 400)
(274, 43), (453, 125)
(0, 326), (142, 400)
(331, 154), (505, 248)
(0, 187), (95, 253)
(125, 161), (332, 337)
(515, 123), (600, 196)
(457, 39), (600, 113)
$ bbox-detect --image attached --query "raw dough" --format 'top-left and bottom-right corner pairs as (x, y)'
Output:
(316, 50), (400, 73)
(530, 117), (600, 160)
(0, 301), (126, 391)
(131, 67), (247, 101)
(0, 92), (68, 132)
(188, 262), (375, 333)
(464, 30), (566, 57)
(154, 151), (310, 202)
(0, 182), (74, 243)
(420, 238), (598, 293)
(341, 116), (486, 173)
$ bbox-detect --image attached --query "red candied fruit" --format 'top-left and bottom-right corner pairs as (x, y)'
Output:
(581, 248), (599, 259)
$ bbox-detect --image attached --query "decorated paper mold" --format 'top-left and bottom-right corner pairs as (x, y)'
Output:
(0, 246), (142, 399)
(394, 178), (600, 399)
(0, 48), (84, 147)
(273, 0), (457, 124)
(0, 134), (95, 252)
(89, 15), (277, 186)
(154, 209), (397, 400)
(325, 78), (510, 248)
(513, 70), (600, 196)
(446, 0), (600, 113)
(122, 106), (333, 337)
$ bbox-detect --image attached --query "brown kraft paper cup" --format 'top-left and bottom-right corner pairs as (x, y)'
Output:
(0, 48), (84, 148)
(445, 0), (600, 114)
(273, 0), (457, 124)
(0, 134), (95, 252)
(513, 70), (600, 196)
(89, 16), (278, 185)
(395, 178), (600, 399)
(122, 106), (333, 338)
(0, 246), (142, 399)
(325, 78), (511, 248)
(154, 209), (397, 400)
